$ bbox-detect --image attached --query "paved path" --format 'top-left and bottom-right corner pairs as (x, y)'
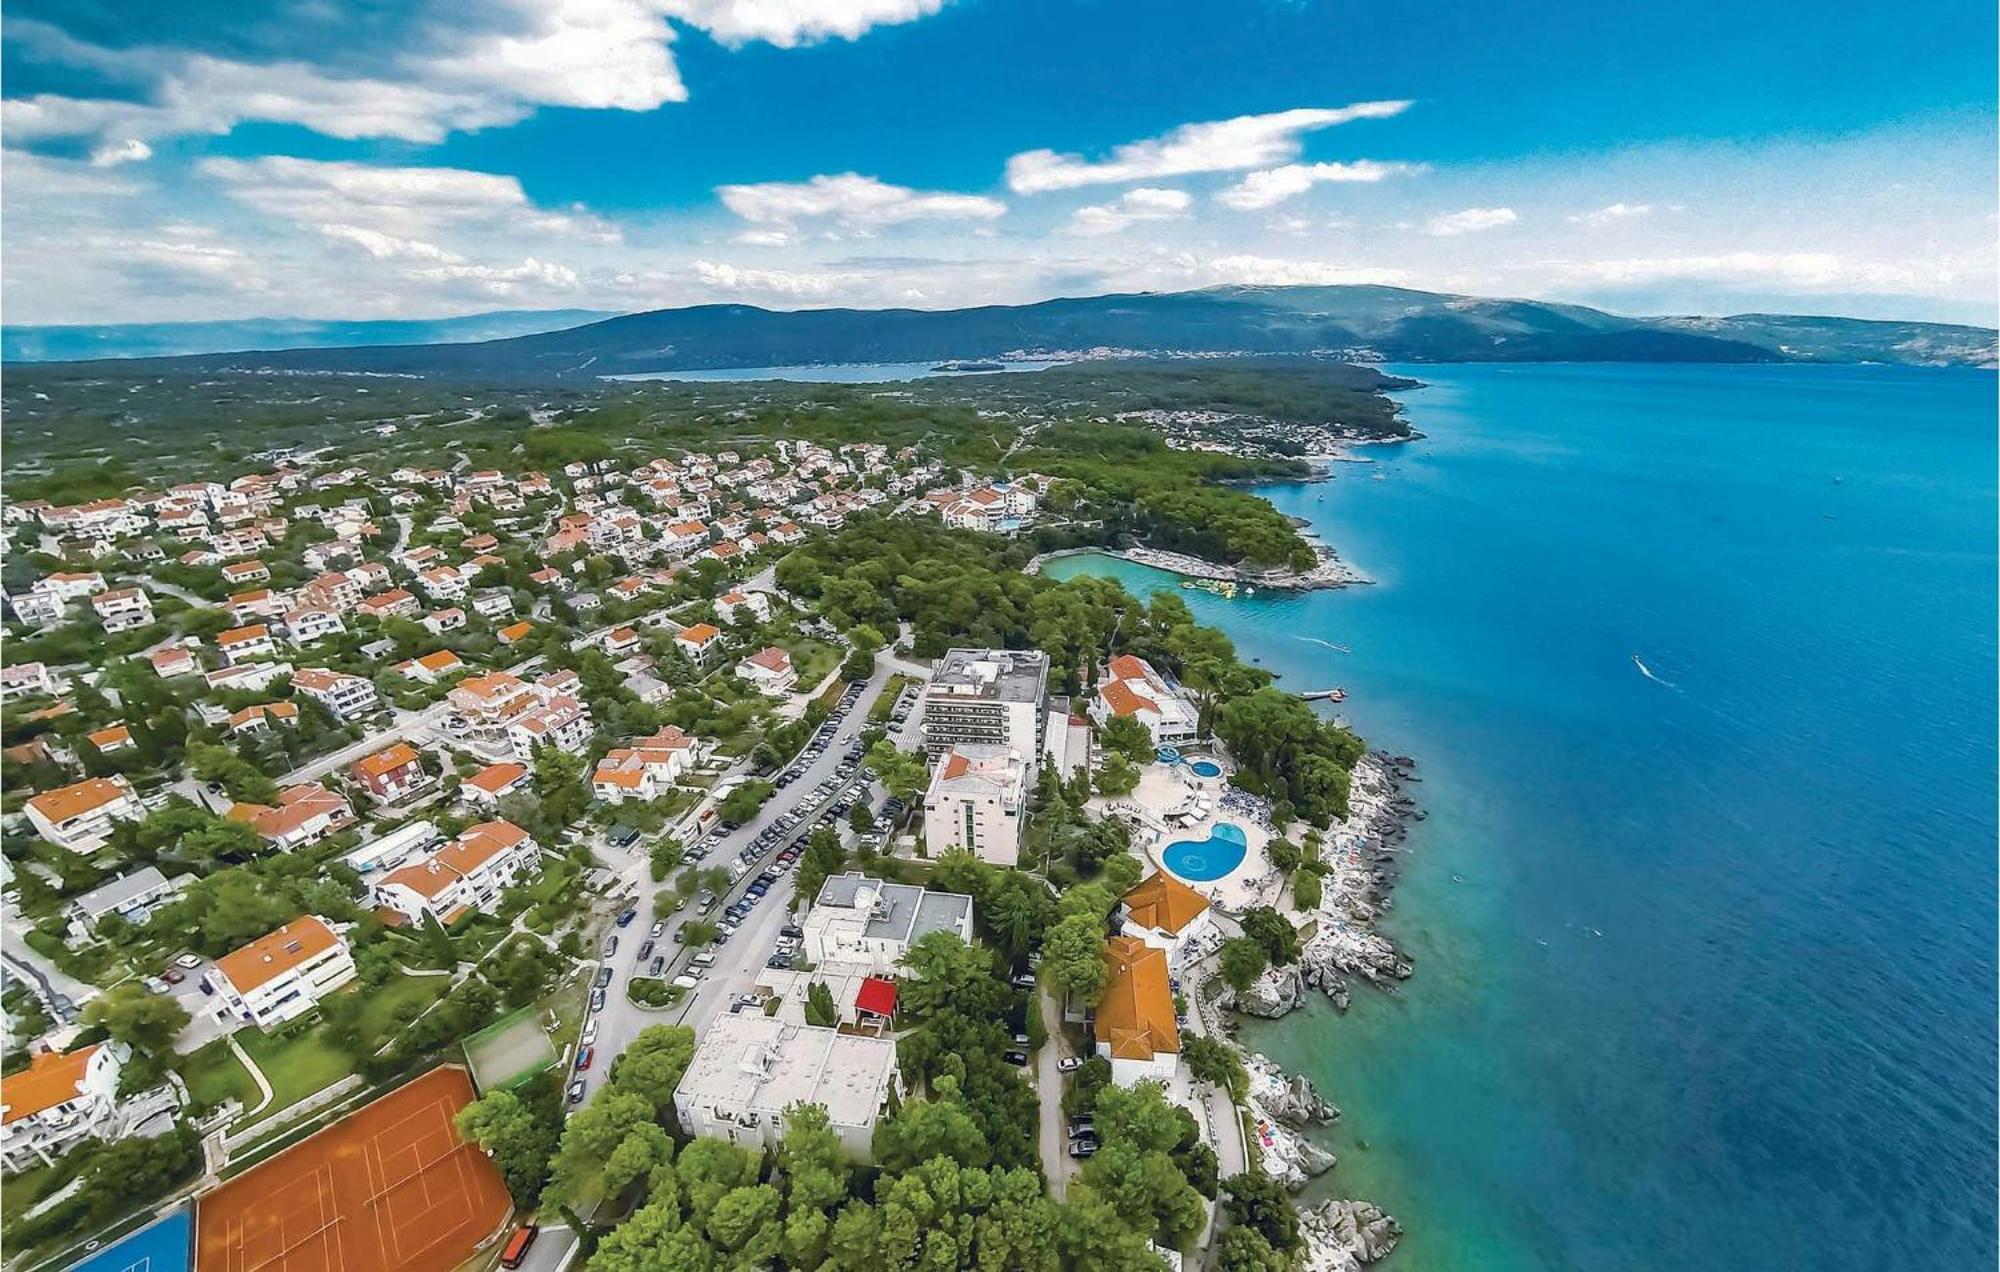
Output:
(228, 1033), (276, 1117)
(1034, 986), (1076, 1199)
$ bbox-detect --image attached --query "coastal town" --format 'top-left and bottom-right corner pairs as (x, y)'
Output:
(0, 396), (1417, 1272)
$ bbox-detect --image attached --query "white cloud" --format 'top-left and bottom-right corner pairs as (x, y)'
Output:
(666, 0), (947, 48)
(315, 224), (465, 263)
(1064, 187), (1192, 236)
(402, 256), (582, 295)
(88, 138), (153, 168)
(733, 229), (794, 247)
(690, 260), (852, 295)
(201, 156), (620, 243)
(1006, 101), (1412, 193)
(3, 0), (950, 152)
(717, 173), (1005, 227)
(1538, 251), (1959, 291)
(1569, 202), (1652, 227)
(1195, 254), (1412, 287)
(1426, 206), (1518, 236)
(1217, 160), (1420, 210)
(3, 149), (144, 199)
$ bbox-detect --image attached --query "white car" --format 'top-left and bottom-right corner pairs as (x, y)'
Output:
(1057, 1056), (1084, 1073)
(174, 953), (203, 969)
(581, 1021), (598, 1046)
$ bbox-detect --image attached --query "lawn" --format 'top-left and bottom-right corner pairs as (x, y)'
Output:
(235, 1026), (354, 1122)
(350, 971), (450, 1041)
(782, 636), (840, 687)
(180, 1038), (258, 1112)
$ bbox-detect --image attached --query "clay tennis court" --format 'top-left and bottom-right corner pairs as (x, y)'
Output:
(196, 1067), (511, 1272)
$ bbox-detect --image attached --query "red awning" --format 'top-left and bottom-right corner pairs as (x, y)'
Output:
(855, 976), (898, 1018)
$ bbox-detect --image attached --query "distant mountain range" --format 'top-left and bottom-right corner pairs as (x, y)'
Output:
(0, 309), (619, 363)
(10, 286), (1992, 379)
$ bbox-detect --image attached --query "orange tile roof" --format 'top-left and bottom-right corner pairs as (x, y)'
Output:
(214, 916), (341, 995)
(1098, 679), (1159, 719)
(218, 623), (270, 646)
(85, 725), (131, 750)
(436, 820), (526, 874)
(352, 742), (421, 779)
(414, 650), (462, 672)
(381, 860), (457, 899)
(25, 776), (133, 824)
(497, 620), (534, 642)
(1122, 872), (1211, 936)
(465, 761), (528, 794)
(1, 1045), (101, 1124)
(678, 622), (720, 644)
(745, 646), (791, 672)
(1094, 936), (1180, 1062)
(1107, 653), (1153, 683)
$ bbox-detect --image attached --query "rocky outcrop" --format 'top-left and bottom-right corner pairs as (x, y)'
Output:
(1298, 1198), (1403, 1271)
(1232, 964), (1306, 1018)
(1252, 1059), (1340, 1126)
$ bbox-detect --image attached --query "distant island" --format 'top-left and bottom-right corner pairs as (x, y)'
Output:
(932, 359), (1008, 372)
(7, 284), (1993, 381)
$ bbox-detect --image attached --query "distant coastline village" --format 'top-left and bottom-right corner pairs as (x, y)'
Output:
(0, 427), (1413, 1271)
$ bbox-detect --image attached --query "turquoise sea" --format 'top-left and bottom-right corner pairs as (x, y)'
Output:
(1045, 363), (1997, 1269)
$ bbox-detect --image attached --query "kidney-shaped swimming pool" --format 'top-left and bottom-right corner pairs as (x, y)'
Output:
(1161, 821), (1248, 881)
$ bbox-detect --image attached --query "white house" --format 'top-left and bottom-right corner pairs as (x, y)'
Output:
(283, 606), (347, 644)
(461, 761), (531, 806)
(23, 776), (145, 854)
(226, 782), (355, 852)
(65, 866), (187, 939)
(89, 587), (154, 633)
(1118, 872), (1217, 972)
(372, 820), (540, 925)
(216, 623), (278, 665)
(1094, 936), (1181, 1087)
(1090, 654), (1201, 747)
(800, 873), (975, 976)
(672, 1014), (901, 1162)
(922, 744), (1028, 867)
(591, 727), (701, 802)
(207, 916), (357, 1031)
(715, 590), (772, 625)
(506, 695), (592, 762)
(0, 1042), (132, 1170)
(291, 667), (379, 721)
(734, 646), (796, 695)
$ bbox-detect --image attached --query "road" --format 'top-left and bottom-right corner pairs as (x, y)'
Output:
(568, 658), (899, 1105)
(1034, 987), (1077, 1199)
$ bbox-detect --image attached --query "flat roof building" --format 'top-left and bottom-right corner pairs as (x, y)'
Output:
(673, 1014), (901, 1161)
(921, 648), (1049, 776)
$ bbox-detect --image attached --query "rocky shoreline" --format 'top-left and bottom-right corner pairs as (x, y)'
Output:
(1024, 542), (1369, 590)
(1214, 750), (1423, 1268)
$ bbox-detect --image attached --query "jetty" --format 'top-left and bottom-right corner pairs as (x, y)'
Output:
(1301, 687), (1347, 702)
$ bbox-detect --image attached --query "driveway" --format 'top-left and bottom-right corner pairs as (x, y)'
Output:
(1034, 986), (1077, 1199)
(566, 660), (898, 1105)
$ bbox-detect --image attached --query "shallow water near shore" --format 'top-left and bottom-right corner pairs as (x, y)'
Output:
(1045, 362), (1998, 1269)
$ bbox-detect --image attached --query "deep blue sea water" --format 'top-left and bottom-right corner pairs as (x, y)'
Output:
(1045, 363), (1997, 1269)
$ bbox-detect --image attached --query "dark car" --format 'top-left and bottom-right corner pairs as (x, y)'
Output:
(617, 908), (638, 927)
(1003, 1050), (1029, 1066)
(568, 1080), (587, 1104)
(781, 924), (804, 939)
(162, 969), (185, 985)
(1067, 1139), (1098, 1159)
(636, 940), (655, 960)
(594, 966), (613, 989)
(649, 956), (666, 976)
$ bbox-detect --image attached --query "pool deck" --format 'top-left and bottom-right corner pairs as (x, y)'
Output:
(1094, 760), (1285, 911)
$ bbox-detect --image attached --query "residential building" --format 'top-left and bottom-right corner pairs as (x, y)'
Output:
(507, 695), (592, 762)
(715, 589), (771, 625)
(921, 648), (1050, 775)
(461, 761), (531, 806)
(65, 867), (187, 939)
(591, 726), (701, 802)
(1094, 935), (1181, 1086)
(735, 646), (796, 695)
(372, 820), (540, 925)
(800, 873), (975, 976)
(228, 702), (299, 734)
(394, 649), (464, 684)
(921, 744), (1028, 867)
(90, 587), (154, 633)
(216, 623), (277, 665)
(23, 776), (144, 853)
(447, 671), (536, 746)
(1090, 654), (1201, 747)
(291, 667), (379, 722)
(1, 662), (64, 699)
(207, 916), (356, 1030)
(349, 742), (433, 804)
(674, 622), (724, 665)
(1118, 872), (1217, 972)
(226, 782), (355, 851)
(0, 1042), (131, 1171)
(283, 606), (346, 644)
(149, 647), (197, 679)
(673, 1014), (901, 1162)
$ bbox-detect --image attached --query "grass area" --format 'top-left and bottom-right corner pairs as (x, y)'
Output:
(180, 1038), (258, 1112)
(0, 1164), (61, 1224)
(236, 1026), (354, 1123)
(350, 972), (450, 1040)
(870, 673), (917, 723)
(782, 636), (840, 686)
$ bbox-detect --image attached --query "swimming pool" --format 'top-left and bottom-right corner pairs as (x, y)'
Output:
(1188, 759), (1223, 778)
(1162, 821), (1248, 881)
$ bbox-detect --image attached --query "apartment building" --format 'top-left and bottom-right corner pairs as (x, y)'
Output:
(23, 776), (145, 854)
(920, 648), (1050, 775)
(591, 726), (702, 802)
(922, 744), (1028, 867)
(226, 782), (355, 851)
(349, 742), (434, 804)
(90, 587), (154, 633)
(291, 667), (380, 722)
(1089, 654), (1201, 747)
(207, 916), (357, 1030)
(673, 1014), (901, 1162)
(0, 1042), (131, 1171)
(372, 820), (540, 925)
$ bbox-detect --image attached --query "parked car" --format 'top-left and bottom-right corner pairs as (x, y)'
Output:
(602, 935), (618, 957)
(616, 908), (638, 927)
(163, 969), (185, 985)
(649, 956), (666, 976)
(568, 1080), (587, 1104)
(636, 940), (655, 960)
(594, 967), (613, 989)
(1003, 1050), (1029, 1066)
(575, 1046), (595, 1071)
(590, 989), (607, 1011)
(174, 953), (203, 970)
(649, 921), (666, 938)
(1057, 1056), (1084, 1073)
(1067, 1139), (1098, 1159)
(581, 1021), (598, 1046)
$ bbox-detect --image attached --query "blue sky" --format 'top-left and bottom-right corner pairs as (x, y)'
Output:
(4, 0), (1994, 325)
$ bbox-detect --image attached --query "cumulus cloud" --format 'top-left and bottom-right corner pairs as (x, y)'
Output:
(3, 0), (950, 152)
(1006, 102), (1412, 193)
(401, 257), (581, 294)
(690, 259), (854, 296)
(717, 173), (1005, 228)
(1216, 159), (1421, 210)
(200, 155), (620, 243)
(88, 138), (153, 167)
(1064, 187), (1191, 236)
(1569, 202), (1652, 227)
(1425, 206), (1518, 236)
(315, 224), (465, 263)
(667, 0), (947, 48)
